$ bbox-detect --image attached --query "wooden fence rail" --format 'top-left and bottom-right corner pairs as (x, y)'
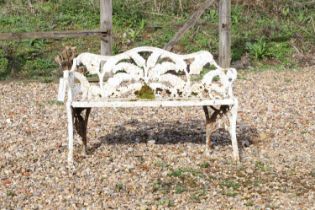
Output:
(0, 30), (108, 41)
(0, 0), (113, 56)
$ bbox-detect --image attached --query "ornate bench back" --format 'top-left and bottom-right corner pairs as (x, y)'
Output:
(69, 46), (237, 101)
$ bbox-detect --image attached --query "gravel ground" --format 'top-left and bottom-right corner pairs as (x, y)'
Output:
(0, 67), (315, 209)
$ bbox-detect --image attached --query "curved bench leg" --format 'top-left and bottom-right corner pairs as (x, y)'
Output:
(229, 99), (240, 162)
(83, 108), (91, 154)
(203, 105), (234, 159)
(73, 107), (91, 156)
(66, 102), (74, 167)
(82, 108), (91, 155)
(203, 106), (214, 156)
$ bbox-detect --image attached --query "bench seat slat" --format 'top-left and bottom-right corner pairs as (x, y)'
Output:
(71, 99), (235, 108)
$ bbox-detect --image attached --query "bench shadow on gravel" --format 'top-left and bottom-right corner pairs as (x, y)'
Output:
(89, 119), (259, 154)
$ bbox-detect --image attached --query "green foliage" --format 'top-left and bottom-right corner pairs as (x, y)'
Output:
(268, 42), (293, 66)
(0, 57), (8, 75)
(6, 190), (16, 197)
(0, 49), (9, 79)
(199, 162), (210, 169)
(220, 179), (240, 197)
(231, 5), (243, 24)
(190, 189), (206, 202)
(47, 100), (63, 106)
(157, 198), (174, 207)
(152, 179), (172, 194)
(168, 167), (202, 178)
(296, 8), (312, 23)
(22, 58), (57, 77)
(232, 41), (247, 61)
(220, 179), (240, 190)
(281, 6), (290, 17)
(244, 200), (255, 207)
(168, 168), (184, 177)
(204, 8), (218, 23)
(175, 184), (186, 194)
(113, 0), (144, 27)
(115, 182), (124, 192)
(246, 38), (270, 60)
(123, 19), (146, 43)
(255, 161), (269, 172)
(0, 0), (99, 33)
(0, 0), (314, 80)
(135, 84), (155, 100)
(154, 160), (169, 169)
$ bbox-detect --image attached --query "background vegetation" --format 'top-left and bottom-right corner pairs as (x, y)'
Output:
(0, 0), (314, 81)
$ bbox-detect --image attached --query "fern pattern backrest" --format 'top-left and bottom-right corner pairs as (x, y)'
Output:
(71, 47), (237, 101)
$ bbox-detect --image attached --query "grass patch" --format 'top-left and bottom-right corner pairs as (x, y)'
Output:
(153, 167), (206, 196)
(175, 184), (186, 194)
(152, 179), (172, 194)
(47, 100), (63, 106)
(157, 198), (174, 207)
(115, 182), (124, 192)
(244, 200), (255, 207)
(168, 167), (202, 178)
(190, 189), (206, 202)
(220, 179), (240, 190)
(6, 190), (16, 197)
(168, 168), (184, 177)
(255, 161), (270, 172)
(199, 162), (210, 169)
(220, 178), (240, 197)
(154, 160), (169, 169)
(223, 189), (238, 197)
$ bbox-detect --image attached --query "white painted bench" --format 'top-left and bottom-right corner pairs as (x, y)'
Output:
(57, 46), (239, 166)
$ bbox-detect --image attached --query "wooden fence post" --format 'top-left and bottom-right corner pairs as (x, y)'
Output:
(100, 0), (112, 55)
(218, 0), (231, 68)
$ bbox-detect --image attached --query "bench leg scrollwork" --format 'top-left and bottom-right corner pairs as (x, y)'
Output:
(203, 102), (239, 162)
(66, 106), (92, 167)
(73, 108), (92, 156)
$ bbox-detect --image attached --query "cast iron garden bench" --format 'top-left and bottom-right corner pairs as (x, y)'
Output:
(57, 46), (239, 166)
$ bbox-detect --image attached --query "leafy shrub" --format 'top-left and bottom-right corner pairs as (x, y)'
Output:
(268, 42), (292, 61)
(246, 38), (270, 60)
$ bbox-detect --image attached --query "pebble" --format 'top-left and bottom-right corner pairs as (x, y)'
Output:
(245, 168), (254, 174)
(147, 140), (156, 145)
